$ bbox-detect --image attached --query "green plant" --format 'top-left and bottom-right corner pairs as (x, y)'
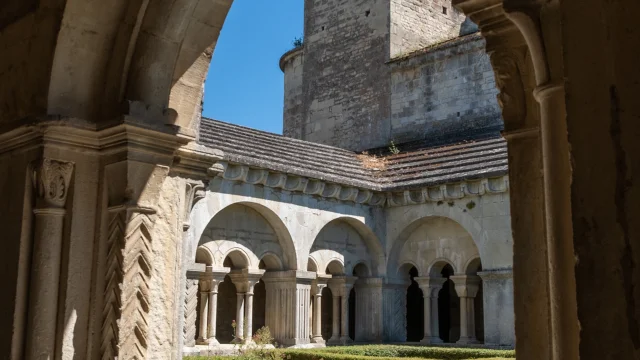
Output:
(389, 140), (400, 155)
(292, 36), (304, 48)
(466, 201), (476, 210)
(185, 344), (516, 360)
(252, 326), (275, 346)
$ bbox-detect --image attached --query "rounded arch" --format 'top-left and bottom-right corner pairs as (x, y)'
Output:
(388, 215), (479, 278)
(352, 262), (370, 277)
(307, 257), (319, 272)
(428, 259), (458, 277)
(196, 201), (297, 270)
(464, 257), (483, 275)
(223, 249), (250, 269)
(311, 217), (385, 276)
(396, 262), (420, 280)
(195, 246), (214, 265)
(259, 252), (284, 271)
(326, 260), (345, 276)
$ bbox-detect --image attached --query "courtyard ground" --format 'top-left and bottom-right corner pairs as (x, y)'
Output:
(184, 345), (515, 360)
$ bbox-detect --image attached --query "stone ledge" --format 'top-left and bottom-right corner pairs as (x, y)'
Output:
(217, 160), (509, 208)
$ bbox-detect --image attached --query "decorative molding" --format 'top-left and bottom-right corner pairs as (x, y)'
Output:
(32, 158), (75, 209)
(218, 161), (509, 208)
(101, 206), (156, 360)
(183, 279), (199, 347)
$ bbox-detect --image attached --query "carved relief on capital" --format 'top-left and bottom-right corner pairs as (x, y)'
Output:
(32, 158), (75, 209)
(490, 50), (527, 129)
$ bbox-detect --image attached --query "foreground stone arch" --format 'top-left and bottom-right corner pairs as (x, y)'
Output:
(2, 0), (639, 359)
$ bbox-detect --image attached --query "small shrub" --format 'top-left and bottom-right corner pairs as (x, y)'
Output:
(292, 36), (304, 48)
(253, 326), (275, 346)
(389, 140), (401, 155)
(466, 201), (476, 210)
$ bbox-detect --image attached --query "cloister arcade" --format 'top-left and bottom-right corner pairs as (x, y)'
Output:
(182, 194), (499, 349)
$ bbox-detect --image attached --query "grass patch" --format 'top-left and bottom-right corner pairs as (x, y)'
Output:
(185, 345), (515, 360)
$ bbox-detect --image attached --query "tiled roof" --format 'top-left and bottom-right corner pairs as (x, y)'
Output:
(199, 118), (508, 191)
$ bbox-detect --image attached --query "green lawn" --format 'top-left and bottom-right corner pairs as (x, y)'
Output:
(185, 344), (515, 360)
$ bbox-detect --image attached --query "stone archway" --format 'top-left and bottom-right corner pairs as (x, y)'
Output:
(432, 262), (460, 343)
(403, 265), (424, 342)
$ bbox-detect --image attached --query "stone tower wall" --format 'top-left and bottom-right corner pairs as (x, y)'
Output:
(390, 0), (467, 58)
(389, 35), (502, 144)
(298, 0), (392, 151)
(281, 48), (305, 139)
(283, 0), (494, 151)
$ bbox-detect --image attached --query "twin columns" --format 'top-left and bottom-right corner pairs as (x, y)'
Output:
(196, 267), (265, 345)
(415, 275), (481, 344)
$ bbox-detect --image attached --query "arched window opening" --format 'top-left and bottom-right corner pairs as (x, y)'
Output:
(406, 266), (424, 342)
(438, 264), (460, 343)
(321, 286), (333, 341)
(252, 280), (267, 334)
(466, 259), (484, 343)
(348, 287), (356, 341)
(216, 275), (237, 344)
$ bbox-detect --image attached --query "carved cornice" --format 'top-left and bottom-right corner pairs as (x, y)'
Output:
(32, 158), (75, 209)
(217, 161), (509, 208)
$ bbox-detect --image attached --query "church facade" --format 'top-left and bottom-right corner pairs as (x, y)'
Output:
(181, 0), (514, 354)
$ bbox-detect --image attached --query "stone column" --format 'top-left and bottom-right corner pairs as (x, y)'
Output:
(230, 269), (265, 344)
(478, 269), (514, 346)
(197, 279), (211, 345)
(339, 277), (356, 343)
(329, 292), (341, 343)
(327, 276), (347, 345)
(207, 271), (229, 345)
(312, 281), (328, 344)
(244, 278), (260, 343)
(415, 277), (446, 344)
(25, 159), (74, 360)
(234, 293), (245, 343)
(451, 275), (481, 344)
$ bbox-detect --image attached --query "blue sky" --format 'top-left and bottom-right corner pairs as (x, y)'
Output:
(202, 1), (304, 135)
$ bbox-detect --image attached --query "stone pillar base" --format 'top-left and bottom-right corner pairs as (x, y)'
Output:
(420, 336), (443, 344)
(207, 338), (220, 346)
(339, 336), (353, 344)
(196, 339), (210, 346)
(327, 337), (341, 345)
(456, 337), (480, 345)
(311, 336), (325, 344)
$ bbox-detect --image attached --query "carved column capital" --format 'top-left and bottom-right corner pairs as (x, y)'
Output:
(414, 276), (447, 298)
(182, 180), (206, 231)
(450, 275), (482, 298)
(32, 158), (75, 209)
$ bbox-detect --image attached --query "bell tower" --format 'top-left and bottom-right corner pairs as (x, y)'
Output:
(281, 0), (476, 152)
